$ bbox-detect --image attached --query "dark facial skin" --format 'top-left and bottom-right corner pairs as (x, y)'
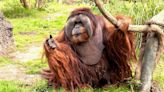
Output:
(72, 23), (83, 36)
(65, 14), (94, 45)
(70, 23), (89, 44)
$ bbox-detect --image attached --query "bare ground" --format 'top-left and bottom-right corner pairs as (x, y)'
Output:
(0, 64), (42, 85)
(0, 44), (44, 85)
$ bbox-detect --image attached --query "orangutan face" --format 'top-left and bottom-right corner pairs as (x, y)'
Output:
(65, 14), (93, 44)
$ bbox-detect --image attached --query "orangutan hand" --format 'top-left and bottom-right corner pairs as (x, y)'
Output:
(41, 69), (55, 86)
(118, 19), (130, 32)
(46, 35), (57, 49)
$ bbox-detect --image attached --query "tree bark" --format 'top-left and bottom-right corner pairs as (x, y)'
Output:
(57, 0), (62, 3)
(94, 1), (164, 92)
(139, 33), (158, 92)
(20, 0), (30, 8)
(103, 0), (109, 4)
(138, 10), (164, 92)
(35, 0), (46, 8)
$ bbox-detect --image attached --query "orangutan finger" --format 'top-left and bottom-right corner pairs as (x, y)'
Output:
(42, 69), (51, 72)
(41, 74), (52, 80)
(46, 35), (57, 49)
(41, 70), (54, 76)
(118, 20), (129, 32)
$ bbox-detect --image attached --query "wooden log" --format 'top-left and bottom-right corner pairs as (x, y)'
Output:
(94, 0), (164, 92)
(139, 33), (158, 92)
(128, 24), (163, 35)
(139, 10), (164, 92)
(94, 0), (120, 27)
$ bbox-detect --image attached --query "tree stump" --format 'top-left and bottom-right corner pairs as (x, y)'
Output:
(0, 12), (14, 55)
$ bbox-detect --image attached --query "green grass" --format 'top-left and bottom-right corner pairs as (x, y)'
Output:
(0, 0), (90, 50)
(92, 0), (164, 24)
(154, 55), (164, 89)
(4, 0), (164, 50)
(0, 56), (163, 91)
(0, 80), (53, 92)
(0, 80), (31, 92)
(0, 57), (15, 66)
(23, 59), (48, 74)
(0, 57), (48, 74)
(0, 0), (40, 18)
(0, 0), (164, 91)
(0, 79), (131, 92)
(9, 14), (67, 50)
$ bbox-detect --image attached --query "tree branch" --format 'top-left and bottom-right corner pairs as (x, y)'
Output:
(94, 0), (119, 27)
(94, 0), (164, 36)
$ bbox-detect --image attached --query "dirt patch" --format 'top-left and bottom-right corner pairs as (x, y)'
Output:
(10, 44), (43, 62)
(0, 44), (45, 85)
(0, 64), (43, 85)
(19, 31), (37, 35)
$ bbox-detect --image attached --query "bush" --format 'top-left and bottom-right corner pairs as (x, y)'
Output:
(0, 0), (41, 18)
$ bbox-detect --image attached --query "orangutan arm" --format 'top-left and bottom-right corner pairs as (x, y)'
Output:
(103, 15), (135, 59)
(102, 15), (136, 83)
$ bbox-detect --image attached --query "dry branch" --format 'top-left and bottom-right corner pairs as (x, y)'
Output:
(94, 0), (164, 36)
(94, 0), (119, 27)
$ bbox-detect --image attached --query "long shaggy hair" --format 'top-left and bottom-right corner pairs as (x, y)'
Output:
(44, 42), (108, 89)
(42, 8), (136, 90)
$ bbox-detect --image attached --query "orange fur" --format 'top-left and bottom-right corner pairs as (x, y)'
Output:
(42, 8), (136, 90)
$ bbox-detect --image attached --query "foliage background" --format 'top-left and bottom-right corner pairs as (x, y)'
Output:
(0, 0), (163, 91)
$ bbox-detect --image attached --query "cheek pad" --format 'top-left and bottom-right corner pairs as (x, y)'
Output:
(65, 16), (77, 39)
(79, 14), (93, 38)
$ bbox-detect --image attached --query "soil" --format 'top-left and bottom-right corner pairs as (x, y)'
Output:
(0, 44), (43, 85)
